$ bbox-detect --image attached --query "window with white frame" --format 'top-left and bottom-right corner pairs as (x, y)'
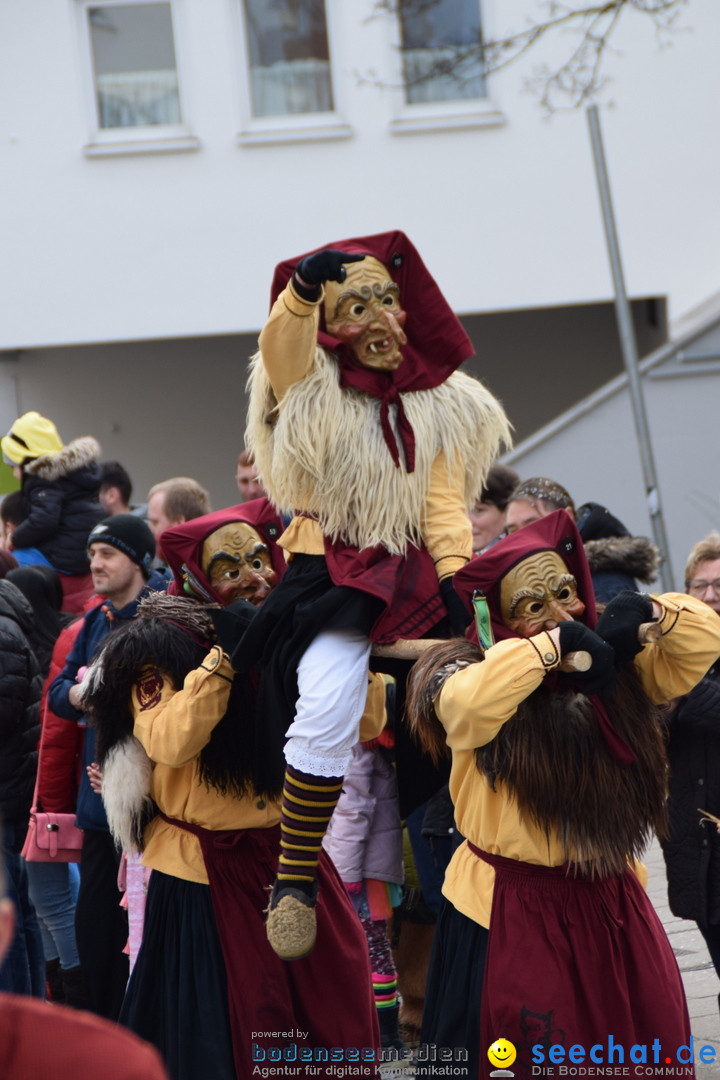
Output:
(398, 0), (485, 105)
(241, 0), (334, 118)
(86, 2), (182, 129)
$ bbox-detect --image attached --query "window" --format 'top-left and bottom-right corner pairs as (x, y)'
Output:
(242, 0), (334, 118)
(87, 2), (181, 129)
(398, 0), (485, 105)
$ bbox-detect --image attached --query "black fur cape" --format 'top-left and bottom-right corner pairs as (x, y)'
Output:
(406, 639), (668, 877)
(82, 592), (282, 803)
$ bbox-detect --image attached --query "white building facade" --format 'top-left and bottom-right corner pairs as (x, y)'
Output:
(1, 0), (718, 556)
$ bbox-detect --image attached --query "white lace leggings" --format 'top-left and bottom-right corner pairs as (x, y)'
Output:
(284, 627), (373, 778)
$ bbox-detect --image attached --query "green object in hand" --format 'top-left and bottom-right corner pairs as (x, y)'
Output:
(472, 590), (494, 652)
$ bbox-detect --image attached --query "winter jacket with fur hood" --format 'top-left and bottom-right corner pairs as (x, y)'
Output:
(12, 436), (104, 575)
(0, 579), (43, 823)
(662, 656), (720, 925)
(583, 534), (661, 605)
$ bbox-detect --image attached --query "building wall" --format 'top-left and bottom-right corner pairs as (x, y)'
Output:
(0, 337), (256, 511)
(0, 291), (668, 511)
(2, 0), (719, 352)
(505, 365), (720, 590)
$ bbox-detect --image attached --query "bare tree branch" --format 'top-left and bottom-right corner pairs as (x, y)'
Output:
(360, 0), (691, 114)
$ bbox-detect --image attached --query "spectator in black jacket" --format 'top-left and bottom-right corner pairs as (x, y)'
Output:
(661, 531), (720, 1006)
(576, 501), (661, 605)
(1, 411), (104, 614)
(0, 572), (44, 997)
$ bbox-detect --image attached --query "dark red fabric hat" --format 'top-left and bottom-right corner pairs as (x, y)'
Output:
(455, 510), (637, 765)
(269, 231), (474, 471)
(454, 509), (598, 645)
(269, 230), (474, 393)
(161, 497), (285, 605)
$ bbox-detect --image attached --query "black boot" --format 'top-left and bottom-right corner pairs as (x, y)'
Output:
(61, 965), (90, 1010)
(378, 1003), (407, 1054)
(46, 958), (65, 1004)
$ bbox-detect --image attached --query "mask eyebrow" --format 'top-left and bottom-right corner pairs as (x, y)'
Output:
(244, 543), (269, 563)
(330, 286), (372, 319)
(206, 551), (241, 573)
(552, 574), (577, 596)
(508, 587), (545, 619)
(371, 281), (400, 300)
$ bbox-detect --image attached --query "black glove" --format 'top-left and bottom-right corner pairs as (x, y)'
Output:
(558, 621), (616, 698)
(594, 590), (654, 666)
(293, 249), (365, 299)
(210, 599), (257, 663)
(440, 577), (471, 637)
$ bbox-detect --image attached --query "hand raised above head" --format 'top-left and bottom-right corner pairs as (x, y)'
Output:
(294, 249), (365, 289)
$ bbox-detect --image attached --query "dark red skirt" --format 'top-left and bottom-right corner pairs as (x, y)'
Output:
(181, 821), (380, 1080)
(474, 847), (694, 1080)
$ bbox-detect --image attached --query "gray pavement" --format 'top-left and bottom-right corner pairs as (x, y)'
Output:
(644, 836), (719, 1078)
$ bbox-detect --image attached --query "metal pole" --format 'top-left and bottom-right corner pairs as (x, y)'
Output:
(586, 104), (674, 591)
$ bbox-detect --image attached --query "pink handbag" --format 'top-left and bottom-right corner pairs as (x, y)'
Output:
(21, 694), (84, 863)
(21, 807), (83, 863)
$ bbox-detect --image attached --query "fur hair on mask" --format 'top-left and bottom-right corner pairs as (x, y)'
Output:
(405, 638), (484, 765)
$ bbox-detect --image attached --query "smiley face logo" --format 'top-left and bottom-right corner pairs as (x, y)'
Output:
(488, 1038), (517, 1070)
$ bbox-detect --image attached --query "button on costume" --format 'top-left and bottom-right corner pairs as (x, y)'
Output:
(80, 500), (384, 1080)
(406, 511), (720, 1079)
(242, 231), (511, 959)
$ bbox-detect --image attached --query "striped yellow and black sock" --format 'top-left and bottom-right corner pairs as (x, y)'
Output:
(277, 765), (343, 897)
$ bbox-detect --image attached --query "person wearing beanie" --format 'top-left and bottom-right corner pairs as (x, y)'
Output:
(87, 516), (156, 582)
(1, 411), (105, 614)
(47, 517), (166, 1021)
(575, 501), (661, 605)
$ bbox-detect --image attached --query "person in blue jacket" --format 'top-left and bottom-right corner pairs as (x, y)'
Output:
(48, 515), (166, 1020)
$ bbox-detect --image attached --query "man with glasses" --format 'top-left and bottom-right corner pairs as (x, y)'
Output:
(686, 549), (720, 612)
(661, 531), (720, 1012)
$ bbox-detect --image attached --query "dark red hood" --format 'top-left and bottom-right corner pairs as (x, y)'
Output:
(269, 229), (474, 395)
(454, 509), (597, 644)
(161, 498), (286, 605)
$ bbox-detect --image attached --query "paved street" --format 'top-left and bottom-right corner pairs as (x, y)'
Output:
(644, 837), (719, 1078)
